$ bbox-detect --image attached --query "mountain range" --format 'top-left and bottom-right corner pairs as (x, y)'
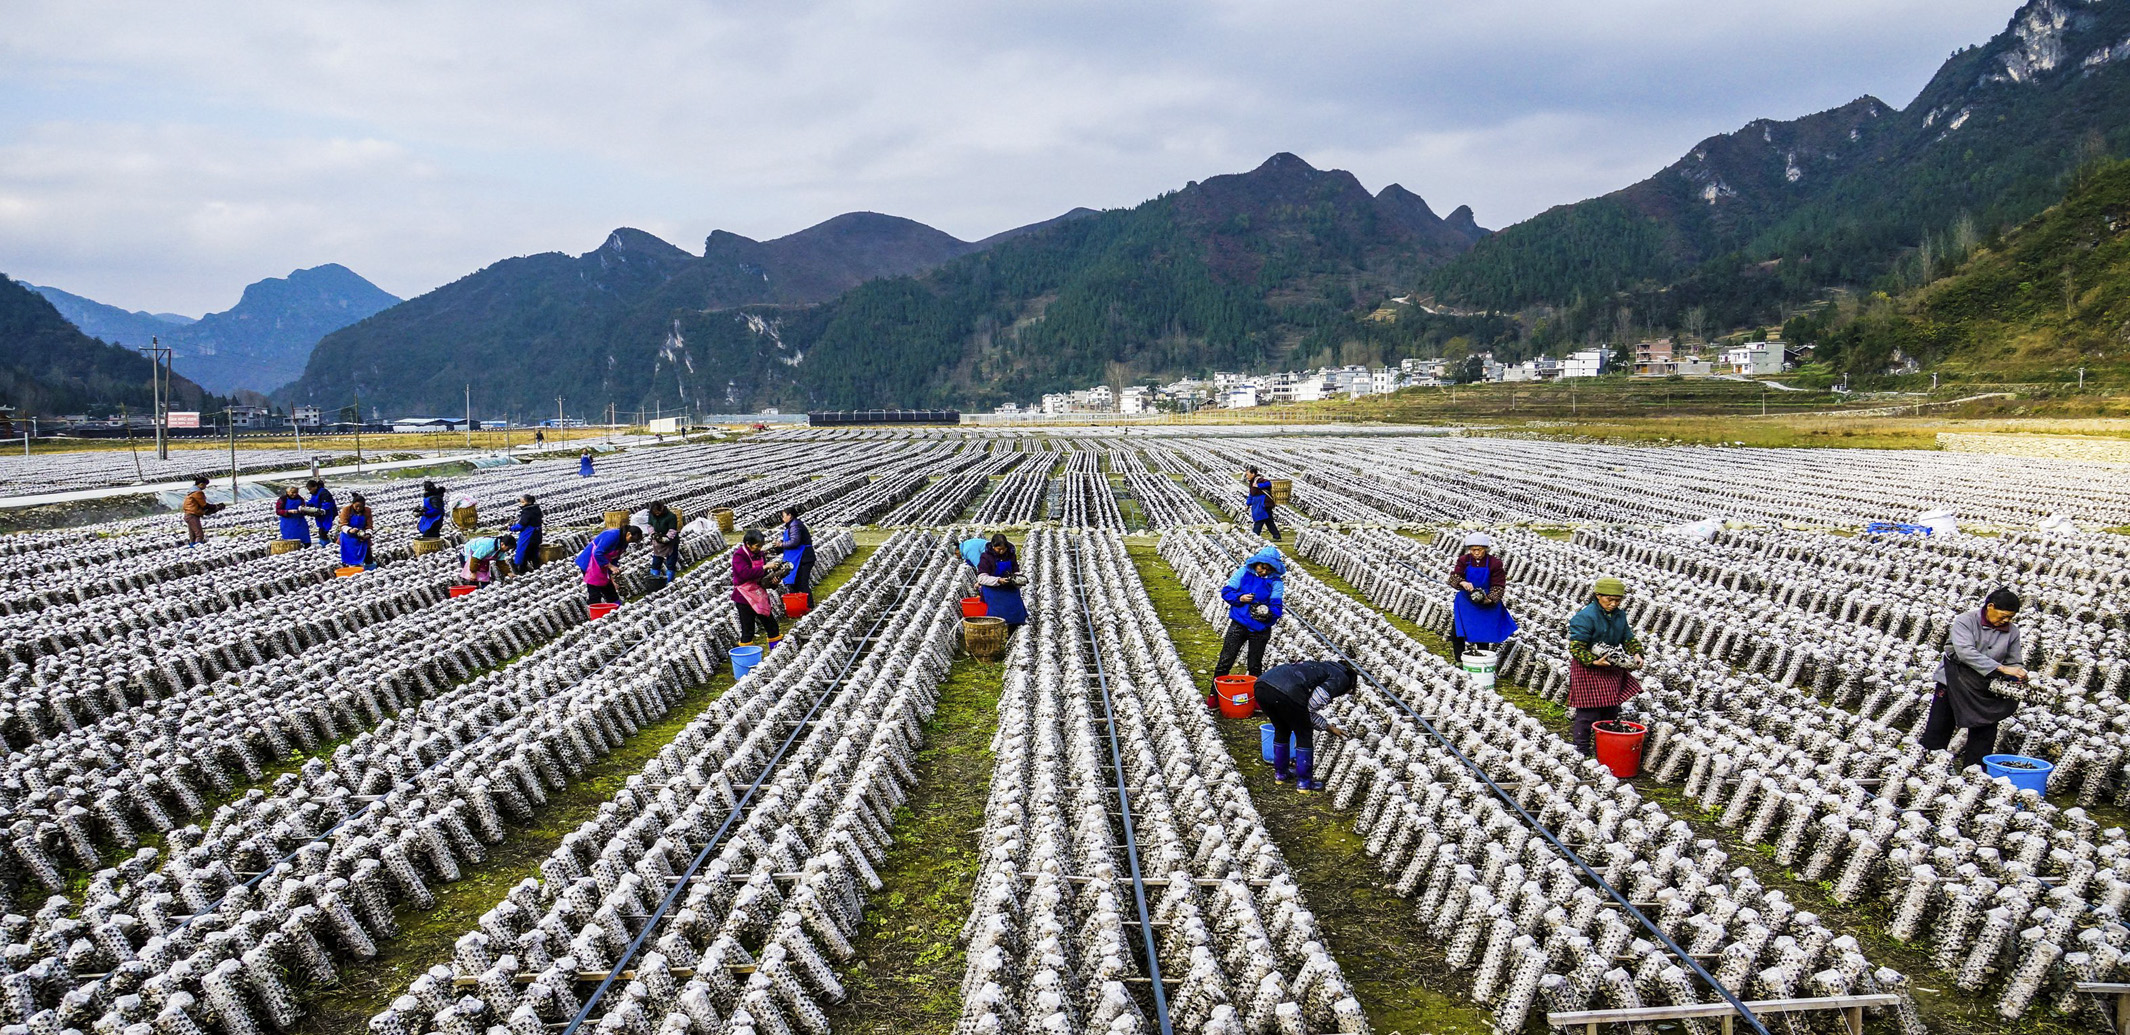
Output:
(0, 276), (211, 418)
(281, 153), (1488, 414)
(1429, 0), (2130, 334)
(32, 265), (399, 396)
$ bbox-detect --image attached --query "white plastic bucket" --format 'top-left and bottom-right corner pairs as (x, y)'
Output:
(1461, 649), (1498, 689)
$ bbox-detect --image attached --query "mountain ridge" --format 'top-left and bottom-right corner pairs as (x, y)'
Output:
(32, 265), (399, 396)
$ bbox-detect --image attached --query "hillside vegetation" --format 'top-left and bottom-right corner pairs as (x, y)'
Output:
(1802, 158), (2130, 380)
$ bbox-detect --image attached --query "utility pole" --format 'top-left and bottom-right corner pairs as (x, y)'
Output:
(464, 383), (473, 450)
(354, 391), (364, 473)
(138, 338), (173, 460)
(227, 408), (238, 504)
(1761, 383), (1767, 417)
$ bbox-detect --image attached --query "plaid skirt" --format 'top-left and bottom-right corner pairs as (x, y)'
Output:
(1567, 658), (1642, 709)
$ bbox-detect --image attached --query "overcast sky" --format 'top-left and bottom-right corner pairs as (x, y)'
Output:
(0, 0), (2022, 316)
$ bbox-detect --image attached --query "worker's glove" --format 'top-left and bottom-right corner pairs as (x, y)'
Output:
(1323, 718), (1353, 739)
(1250, 604), (1271, 620)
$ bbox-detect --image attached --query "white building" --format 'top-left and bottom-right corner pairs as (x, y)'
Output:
(1118, 386), (1153, 414)
(1722, 341), (1787, 375)
(1220, 385), (1260, 408)
(229, 405), (270, 428)
(288, 405), (323, 428)
(1371, 367), (1401, 395)
(1562, 349), (1607, 379)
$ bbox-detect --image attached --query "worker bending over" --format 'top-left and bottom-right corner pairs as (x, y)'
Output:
(1211, 546), (1285, 708)
(578, 524), (641, 608)
(1255, 661), (1357, 792)
(461, 534), (518, 587)
(508, 495), (543, 571)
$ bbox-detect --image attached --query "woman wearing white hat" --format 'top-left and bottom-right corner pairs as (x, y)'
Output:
(1446, 532), (1518, 662)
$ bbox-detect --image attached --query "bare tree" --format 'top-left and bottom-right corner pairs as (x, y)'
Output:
(1683, 306), (1708, 344)
(1951, 213), (1979, 258)
(1917, 238), (1937, 285)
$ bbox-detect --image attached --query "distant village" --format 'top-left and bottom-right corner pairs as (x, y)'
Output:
(1000, 337), (1794, 415)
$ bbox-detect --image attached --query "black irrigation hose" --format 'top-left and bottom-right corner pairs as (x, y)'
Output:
(561, 534), (941, 1035)
(1222, 540), (1772, 1035)
(1066, 533), (1175, 1035)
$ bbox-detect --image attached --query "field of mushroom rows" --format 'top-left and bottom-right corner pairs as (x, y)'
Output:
(2, 426), (2127, 1035)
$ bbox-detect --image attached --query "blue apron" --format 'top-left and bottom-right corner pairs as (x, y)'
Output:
(278, 503), (312, 544)
(339, 513), (371, 567)
(780, 521), (811, 585)
(309, 491), (336, 541)
(1451, 560), (1519, 642)
(415, 498), (444, 537)
(579, 455), (594, 477)
(978, 558), (1028, 625)
(511, 526), (540, 568)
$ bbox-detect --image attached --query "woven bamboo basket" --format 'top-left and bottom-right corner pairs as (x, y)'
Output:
(410, 538), (446, 556)
(603, 510), (631, 529)
(540, 543), (568, 563)
(963, 616), (1009, 661)
(713, 508), (736, 532)
(269, 540), (305, 555)
(1269, 479), (1293, 505)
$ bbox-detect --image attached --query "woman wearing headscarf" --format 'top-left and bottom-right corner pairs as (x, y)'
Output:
(1920, 587), (2040, 769)
(577, 524), (640, 608)
(275, 486), (313, 546)
(732, 529), (783, 644)
(413, 482), (447, 539)
(778, 506), (815, 607)
(1566, 575), (1645, 757)
(646, 501), (682, 590)
(335, 494), (375, 569)
(975, 534), (1028, 631)
(1447, 532), (1518, 662)
(579, 449), (595, 478)
(508, 494), (543, 571)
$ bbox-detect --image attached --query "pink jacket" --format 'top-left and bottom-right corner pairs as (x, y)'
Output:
(731, 547), (771, 607)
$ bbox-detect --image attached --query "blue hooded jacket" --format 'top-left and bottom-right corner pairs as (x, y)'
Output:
(1221, 546), (1286, 631)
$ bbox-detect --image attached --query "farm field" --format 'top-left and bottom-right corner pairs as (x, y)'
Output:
(2, 423), (2127, 1035)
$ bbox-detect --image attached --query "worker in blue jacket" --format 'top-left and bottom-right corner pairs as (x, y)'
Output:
(413, 482), (447, 539)
(778, 506), (815, 607)
(1245, 467), (1281, 541)
(1256, 660), (1357, 790)
(579, 449), (595, 477)
(508, 494), (543, 571)
(304, 480), (336, 542)
(960, 534), (989, 568)
(274, 486), (313, 546)
(1211, 546), (1285, 707)
(576, 524), (642, 606)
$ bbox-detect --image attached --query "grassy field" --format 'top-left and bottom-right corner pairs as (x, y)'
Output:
(22, 426), (628, 455)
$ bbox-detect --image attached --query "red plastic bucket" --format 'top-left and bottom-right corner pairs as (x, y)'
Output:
(960, 596), (986, 618)
(449, 585), (478, 597)
(783, 592), (810, 618)
(1214, 675), (1257, 719)
(589, 602), (619, 620)
(1593, 720), (1647, 779)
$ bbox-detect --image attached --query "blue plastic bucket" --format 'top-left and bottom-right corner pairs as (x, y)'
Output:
(730, 645), (764, 679)
(1983, 754), (2053, 794)
(1259, 723), (1298, 762)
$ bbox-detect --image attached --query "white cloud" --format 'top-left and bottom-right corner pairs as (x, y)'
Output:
(0, 0), (2023, 312)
